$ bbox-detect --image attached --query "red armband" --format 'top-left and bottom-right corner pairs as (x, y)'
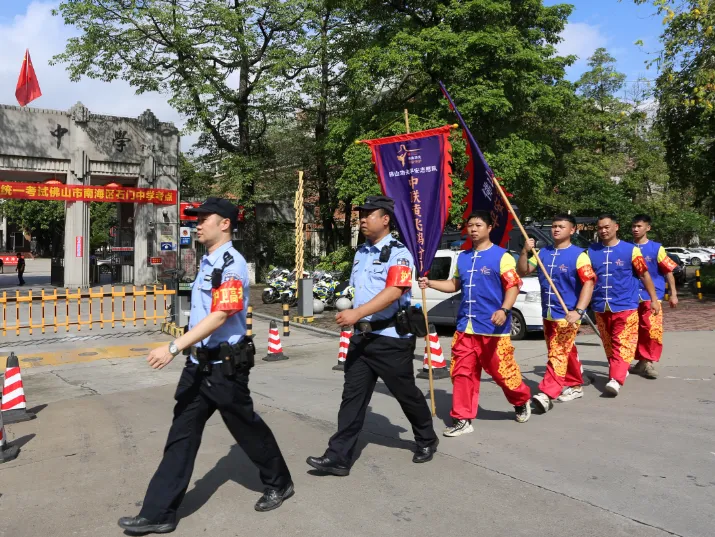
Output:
(501, 268), (522, 290)
(577, 264), (596, 284)
(386, 265), (412, 288)
(211, 279), (244, 314)
(632, 255), (648, 276)
(658, 256), (678, 274)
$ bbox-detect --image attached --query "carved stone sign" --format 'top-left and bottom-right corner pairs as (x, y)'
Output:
(50, 123), (68, 149)
(113, 129), (131, 152)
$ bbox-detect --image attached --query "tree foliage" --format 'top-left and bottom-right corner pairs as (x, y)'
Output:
(53, 0), (714, 252)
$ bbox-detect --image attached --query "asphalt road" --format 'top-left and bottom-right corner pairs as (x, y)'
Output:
(1, 319), (713, 537)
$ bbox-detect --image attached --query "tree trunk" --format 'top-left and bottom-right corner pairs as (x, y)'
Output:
(315, 9), (336, 252)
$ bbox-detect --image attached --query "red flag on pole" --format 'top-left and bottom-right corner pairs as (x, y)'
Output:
(15, 49), (42, 107)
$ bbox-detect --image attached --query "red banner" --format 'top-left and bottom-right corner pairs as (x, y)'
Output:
(0, 181), (176, 205)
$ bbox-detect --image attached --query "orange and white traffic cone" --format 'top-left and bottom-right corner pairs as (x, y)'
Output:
(263, 320), (288, 361)
(0, 401), (20, 464)
(417, 324), (449, 380)
(2, 353), (36, 424)
(332, 329), (352, 371)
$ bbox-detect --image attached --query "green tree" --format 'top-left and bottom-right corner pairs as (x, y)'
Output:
(633, 0), (715, 206)
(53, 0), (307, 159)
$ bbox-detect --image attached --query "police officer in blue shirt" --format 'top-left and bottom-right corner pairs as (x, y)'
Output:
(119, 198), (293, 535)
(306, 196), (438, 476)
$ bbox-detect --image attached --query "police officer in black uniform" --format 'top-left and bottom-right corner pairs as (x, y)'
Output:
(119, 198), (293, 535)
(306, 196), (439, 476)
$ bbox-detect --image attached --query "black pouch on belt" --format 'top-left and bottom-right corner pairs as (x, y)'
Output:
(396, 306), (428, 337)
(219, 342), (236, 376)
(234, 336), (256, 371)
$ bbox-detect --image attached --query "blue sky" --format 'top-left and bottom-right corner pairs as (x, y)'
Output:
(0, 0), (666, 148)
(546, 0), (664, 85)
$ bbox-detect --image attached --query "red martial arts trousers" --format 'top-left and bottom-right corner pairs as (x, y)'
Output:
(635, 301), (663, 363)
(539, 319), (583, 399)
(595, 310), (639, 385)
(449, 332), (531, 420)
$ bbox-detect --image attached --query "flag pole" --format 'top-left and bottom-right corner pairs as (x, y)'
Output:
(403, 109), (437, 417)
(489, 177), (600, 337)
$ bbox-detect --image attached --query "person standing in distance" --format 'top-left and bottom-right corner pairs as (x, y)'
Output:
(419, 211), (532, 437)
(588, 214), (660, 396)
(306, 196), (439, 476)
(16, 252), (25, 286)
(630, 214), (678, 379)
(516, 215), (596, 413)
(119, 198), (293, 535)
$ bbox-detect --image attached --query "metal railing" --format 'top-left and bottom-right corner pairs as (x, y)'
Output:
(0, 286), (175, 336)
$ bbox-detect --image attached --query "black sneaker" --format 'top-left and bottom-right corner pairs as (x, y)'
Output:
(514, 403), (531, 423)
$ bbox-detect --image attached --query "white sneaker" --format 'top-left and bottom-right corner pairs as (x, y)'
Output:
(557, 386), (584, 402)
(443, 419), (474, 437)
(532, 393), (553, 413)
(605, 379), (621, 396)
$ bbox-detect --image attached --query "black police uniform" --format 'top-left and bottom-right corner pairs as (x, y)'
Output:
(307, 196), (438, 475)
(119, 199), (292, 534)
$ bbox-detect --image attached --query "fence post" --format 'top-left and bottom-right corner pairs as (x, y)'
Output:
(696, 269), (703, 300)
(282, 302), (290, 337)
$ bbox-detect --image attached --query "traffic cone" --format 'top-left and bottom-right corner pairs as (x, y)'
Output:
(0, 402), (20, 464)
(263, 321), (288, 361)
(417, 325), (449, 380)
(2, 353), (36, 424)
(332, 329), (352, 371)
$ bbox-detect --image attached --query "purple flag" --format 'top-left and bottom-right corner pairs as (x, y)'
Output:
(439, 82), (515, 249)
(364, 126), (453, 277)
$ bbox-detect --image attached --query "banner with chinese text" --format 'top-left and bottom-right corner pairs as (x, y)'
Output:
(0, 182), (176, 205)
(364, 126), (453, 277)
(439, 82), (515, 249)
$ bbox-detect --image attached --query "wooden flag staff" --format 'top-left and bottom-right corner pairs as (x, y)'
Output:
(488, 177), (601, 338)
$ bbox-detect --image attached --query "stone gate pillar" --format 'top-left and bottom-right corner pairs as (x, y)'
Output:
(63, 103), (92, 288)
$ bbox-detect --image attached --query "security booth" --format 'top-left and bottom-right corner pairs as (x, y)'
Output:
(0, 102), (180, 288)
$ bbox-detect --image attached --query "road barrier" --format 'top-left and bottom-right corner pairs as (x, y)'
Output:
(0, 286), (175, 336)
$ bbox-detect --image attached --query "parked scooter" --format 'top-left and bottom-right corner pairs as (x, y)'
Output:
(262, 268), (290, 304)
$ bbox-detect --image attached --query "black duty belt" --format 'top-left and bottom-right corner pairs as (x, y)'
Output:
(190, 346), (221, 361)
(355, 317), (397, 334)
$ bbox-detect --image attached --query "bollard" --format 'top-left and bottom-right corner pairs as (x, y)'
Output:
(282, 302), (290, 337)
(696, 269), (703, 300)
(664, 281), (670, 302)
(247, 305), (253, 337)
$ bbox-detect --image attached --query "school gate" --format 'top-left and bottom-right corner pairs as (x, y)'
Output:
(0, 102), (179, 287)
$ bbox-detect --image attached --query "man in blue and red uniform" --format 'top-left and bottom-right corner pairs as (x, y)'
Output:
(419, 210), (531, 437)
(589, 214), (660, 396)
(306, 196), (438, 476)
(517, 214), (596, 413)
(631, 214), (678, 379)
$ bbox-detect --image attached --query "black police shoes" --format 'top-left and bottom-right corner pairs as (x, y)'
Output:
(254, 482), (295, 512)
(117, 516), (177, 534)
(412, 444), (438, 463)
(306, 455), (350, 476)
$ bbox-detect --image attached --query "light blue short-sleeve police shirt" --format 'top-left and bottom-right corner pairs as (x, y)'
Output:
(188, 241), (249, 363)
(351, 234), (413, 339)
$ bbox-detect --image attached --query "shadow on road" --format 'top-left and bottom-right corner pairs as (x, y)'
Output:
(10, 433), (36, 449)
(179, 444), (264, 519)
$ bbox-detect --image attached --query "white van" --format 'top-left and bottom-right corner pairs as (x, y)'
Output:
(410, 249), (543, 340)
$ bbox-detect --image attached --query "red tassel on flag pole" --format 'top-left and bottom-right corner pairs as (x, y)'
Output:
(16, 49), (42, 107)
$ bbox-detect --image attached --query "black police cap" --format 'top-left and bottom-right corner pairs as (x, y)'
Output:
(357, 195), (395, 214)
(184, 197), (239, 223)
